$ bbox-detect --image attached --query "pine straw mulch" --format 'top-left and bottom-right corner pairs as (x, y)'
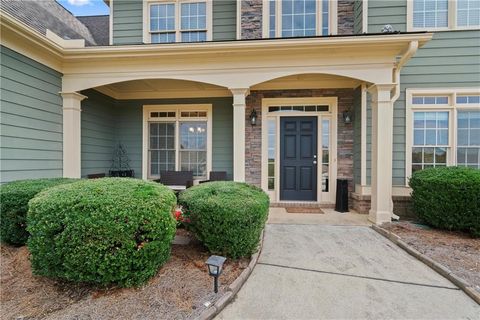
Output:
(1, 230), (249, 320)
(382, 221), (480, 293)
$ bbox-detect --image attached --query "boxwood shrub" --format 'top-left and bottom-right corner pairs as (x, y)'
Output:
(409, 167), (480, 236)
(0, 178), (77, 245)
(178, 181), (269, 258)
(27, 178), (177, 287)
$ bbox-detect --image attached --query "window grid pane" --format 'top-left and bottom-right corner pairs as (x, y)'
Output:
(457, 110), (480, 168)
(149, 122), (176, 177)
(457, 0), (480, 27)
(282, 0), (317, 37)
(413, 111), (449, 146)
(456, 95), (480, 104)
(269, 0), (276, 37)
(412, 147), (448, 172)
(181, 2), (206, 29)
(322, 0), (329, 35)
(413, 0), (448, 28)
(412, 95), (449, 104)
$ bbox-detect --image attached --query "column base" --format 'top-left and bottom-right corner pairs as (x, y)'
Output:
(368, 210), (392, 225)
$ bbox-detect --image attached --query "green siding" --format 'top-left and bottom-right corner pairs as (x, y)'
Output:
(0, 46), (63, 183)
(81, 90), (117, 177)
(112, 0), (237, 44)
(353, 0), (363, 34)
(367, 0), (406, 33)
(213, 0), (237, 40)
(113, 97), (234, 179)
(352, 86), (362, 185)
(112, 0), (143, 45)
(365, 1), (480, 186)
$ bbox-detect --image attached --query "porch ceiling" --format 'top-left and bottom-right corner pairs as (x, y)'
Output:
(95, 78), (231, 100)
(95, 74), (362, 100)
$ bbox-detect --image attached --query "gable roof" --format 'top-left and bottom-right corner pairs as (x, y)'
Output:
(0, 0), (98, 46)
(77, 15), (109, 46)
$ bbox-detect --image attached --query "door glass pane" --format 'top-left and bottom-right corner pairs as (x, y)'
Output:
(322, 119), (329, 192)
(268, 119), (276, 190)
(149, 122), (175, 177)
(179, 122), (207, 178)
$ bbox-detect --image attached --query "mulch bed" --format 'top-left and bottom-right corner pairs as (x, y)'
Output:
(1, 229), (249, 320)
(382, 221), (480, 293)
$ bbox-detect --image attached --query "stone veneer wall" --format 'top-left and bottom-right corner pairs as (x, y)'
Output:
(337, 0), (355, 34)
(244, 89), (355, 193)
(241, 0), (263, 39)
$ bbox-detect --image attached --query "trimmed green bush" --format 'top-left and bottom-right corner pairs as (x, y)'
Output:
(0, 178), (77, 245)
(27, 178), (177, 287)
(409, 167), (480, 236)
(178, 181), (269, 258)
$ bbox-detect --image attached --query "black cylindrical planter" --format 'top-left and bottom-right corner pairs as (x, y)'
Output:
(335, 179), (349, 213)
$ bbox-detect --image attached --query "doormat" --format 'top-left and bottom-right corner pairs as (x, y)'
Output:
(285, 207), (324, 214)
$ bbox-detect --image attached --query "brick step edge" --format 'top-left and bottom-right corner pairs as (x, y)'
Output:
(194, 229), (266, 320)
(371, 224), (480, 305)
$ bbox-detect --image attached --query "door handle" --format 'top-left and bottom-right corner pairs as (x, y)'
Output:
(313, 160), (317, 165)
(313, 155), (317, 159)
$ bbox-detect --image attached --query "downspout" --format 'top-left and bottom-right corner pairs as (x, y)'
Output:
(392, 41), (419, 102)
(390, 40), (418, 220)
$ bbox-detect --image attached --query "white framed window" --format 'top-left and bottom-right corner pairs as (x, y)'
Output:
(263, 0), (338, 38)
(143, 0), (212, 44)
(406, 89), (480, 179)
(142, 104), (213, 180)
(408, 0), (480, 31)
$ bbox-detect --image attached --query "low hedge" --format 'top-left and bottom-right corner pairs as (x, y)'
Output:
(178, 181), (269, 258)
(0, 178), (77, 245)
(27, 178), (177, 287)
(409, 167), (480, 236)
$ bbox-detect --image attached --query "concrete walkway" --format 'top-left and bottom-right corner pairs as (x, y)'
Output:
(218, 211), (479, 319)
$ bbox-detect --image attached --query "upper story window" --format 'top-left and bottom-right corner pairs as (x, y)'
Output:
(264, 0), (337, 38)
(145, 0), (212, 44)
(408, 0), (480, 31)
(413, 0), (448, 29)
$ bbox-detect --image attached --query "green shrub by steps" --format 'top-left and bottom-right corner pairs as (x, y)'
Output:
(0, 178), (77, 245)
(409, 167), (480, 237)
(178, 181), (269, 258)
(27, 178), (177, 287)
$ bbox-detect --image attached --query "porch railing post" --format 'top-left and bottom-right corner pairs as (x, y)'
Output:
(230, 88), (250, 182)
(60, 92), (87, 178)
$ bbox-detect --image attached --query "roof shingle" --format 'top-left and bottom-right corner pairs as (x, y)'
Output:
(0, 0), (99, 46)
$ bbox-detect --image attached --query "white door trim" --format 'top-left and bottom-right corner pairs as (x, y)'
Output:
(261, 97), (338, 204)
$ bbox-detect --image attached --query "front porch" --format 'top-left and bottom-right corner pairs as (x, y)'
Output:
(60, 33), (432, 224)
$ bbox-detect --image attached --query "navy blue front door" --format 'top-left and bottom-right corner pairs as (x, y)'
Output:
(280, 117), (317, 201)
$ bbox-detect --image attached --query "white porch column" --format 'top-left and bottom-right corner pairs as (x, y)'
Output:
(368, 84), (395, 224)
(230, 88), (250, 182)
(61, 92), (87, 178)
